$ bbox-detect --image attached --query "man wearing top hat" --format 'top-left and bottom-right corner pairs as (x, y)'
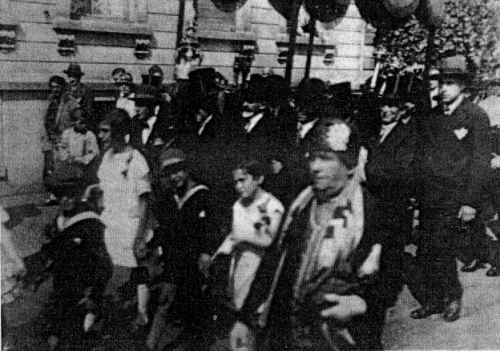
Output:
(294, 78), (329, 146)
(62, 63), (94, 130)
(129, 85), (168, 167)
(364, 79), (419, 308)
(233, 74), (281, 162)
(412, 55), (490, 322)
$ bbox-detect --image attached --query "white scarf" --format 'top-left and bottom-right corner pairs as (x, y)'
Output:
(292, 179), (364, 301)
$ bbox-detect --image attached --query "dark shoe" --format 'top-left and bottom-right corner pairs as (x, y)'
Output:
(442, 299), (461, 322)
(410, 304), (443, 319)
(460, 259), (486, 272)
(486, 266), (500, 277)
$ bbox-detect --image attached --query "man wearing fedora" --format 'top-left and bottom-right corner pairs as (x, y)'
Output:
(62, 63), (94, 130)
(412, 55), (490, 322)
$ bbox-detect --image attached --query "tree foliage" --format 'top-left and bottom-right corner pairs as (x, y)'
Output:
(374, 0), (499, 80)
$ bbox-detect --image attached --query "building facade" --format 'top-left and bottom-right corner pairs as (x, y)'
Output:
(0, 0), (374, 195)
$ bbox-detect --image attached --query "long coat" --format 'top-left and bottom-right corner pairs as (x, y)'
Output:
(365, 117), (418, 249)
(366, 118), (418, 205)
(238, 187), (398, 351)
(418, 98), (490, 210)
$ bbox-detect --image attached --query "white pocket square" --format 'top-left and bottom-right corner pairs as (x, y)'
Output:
(454, 128), (468, 140)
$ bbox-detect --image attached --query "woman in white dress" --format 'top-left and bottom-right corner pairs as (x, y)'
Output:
(97, 108), (151, 325)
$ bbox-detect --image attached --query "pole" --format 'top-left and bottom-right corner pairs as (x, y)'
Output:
(304, 17), (316, 79)
(424, 28), (436, 108)
(176, 0), (187, 48)
(285, 0), (302, 86)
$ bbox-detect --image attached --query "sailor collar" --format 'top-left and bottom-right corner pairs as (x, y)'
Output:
(174, 184), (209, 209)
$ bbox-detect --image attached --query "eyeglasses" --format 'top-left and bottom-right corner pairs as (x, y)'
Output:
(99, 128), (111, 133)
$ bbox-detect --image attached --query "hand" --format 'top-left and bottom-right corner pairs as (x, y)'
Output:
(458, 205), (476, 222)
(198, 253), (212, 277)
(14, 260), (27, 278)
(230, 321), (255, 351)
(158, 282), (177, 307)
(491, 153), (500, 169)
(320, 293), (367, 323)
(134, 238), (148, 259)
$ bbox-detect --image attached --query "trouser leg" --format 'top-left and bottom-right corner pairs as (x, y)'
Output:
(415, 208), (462, 306)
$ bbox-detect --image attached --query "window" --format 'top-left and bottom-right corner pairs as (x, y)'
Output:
(54, 0), (152, 57)
(69, 0), (147, 21)
(91, 0), (128, 18)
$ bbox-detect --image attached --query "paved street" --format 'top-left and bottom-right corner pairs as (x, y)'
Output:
(2, 194), (500, 350)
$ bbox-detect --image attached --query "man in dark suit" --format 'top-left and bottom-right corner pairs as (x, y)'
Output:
(62, 63), (95, 130)
(129, 85), (168, 167)
(234, 74), (280, 162)
(412, 55), (490, 322)
(365, 83), (419, 308)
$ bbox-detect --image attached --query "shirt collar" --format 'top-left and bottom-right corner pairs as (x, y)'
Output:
(174, 184), (209, 209)
(379, 121), (398, 143)
(198, 114), (214, 136)
(444, 94), (465, 115)
(244, 112), (264, 133)
(297, 119), (318, 139)
(145, 115), (157, 129)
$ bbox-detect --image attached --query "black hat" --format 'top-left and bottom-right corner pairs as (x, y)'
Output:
(188, 67), (217, 88)
(130, 85), (157, 105)
(295, 77), (328, 108)
(265, 74), (289, 106)
(244, 74), (268, 104)
(111, 67), (126, 77)
(148, 65), (164, 78)
(64, 63), (84, 77)
(48, 75), (66, 87)
(329, 81), (352, 106)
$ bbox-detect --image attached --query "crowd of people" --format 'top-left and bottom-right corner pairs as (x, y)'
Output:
(7, 53), (500, 351)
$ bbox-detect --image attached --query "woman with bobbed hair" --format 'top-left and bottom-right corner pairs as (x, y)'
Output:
(97, 108), (152, 326)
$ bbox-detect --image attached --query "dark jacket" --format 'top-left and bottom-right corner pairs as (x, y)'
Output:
(152, 184), (223, 323)
(232, 109), (282, 162)
(130, 115), (171, 167)
(238, 187), (397, 350)
(49, 212), (112, 302)
(418, 98), (490, 209)
(63, 83), (95, 128)
(153, 185), (222, 285)
(366, 117), (418, 204)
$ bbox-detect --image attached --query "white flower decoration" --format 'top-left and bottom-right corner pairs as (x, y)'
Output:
(326, 123), (351, 151)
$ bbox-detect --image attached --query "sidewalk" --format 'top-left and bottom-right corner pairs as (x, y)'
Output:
(2, 193), (500, 350)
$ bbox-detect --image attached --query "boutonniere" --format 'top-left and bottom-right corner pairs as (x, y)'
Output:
(153, 137), (164, 146)
(454, 127), (468, 140)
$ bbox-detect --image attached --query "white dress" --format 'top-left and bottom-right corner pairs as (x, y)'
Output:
(228, 191), (284, 310)
(98, 148), (151, 267)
